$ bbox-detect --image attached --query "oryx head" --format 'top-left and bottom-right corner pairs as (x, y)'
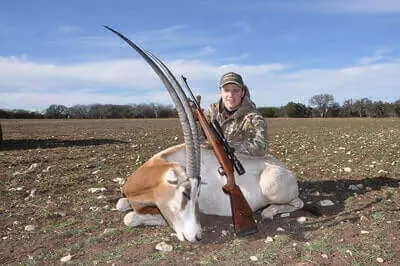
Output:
(106, 26), (202, 241)
(156, 164), (201, 241)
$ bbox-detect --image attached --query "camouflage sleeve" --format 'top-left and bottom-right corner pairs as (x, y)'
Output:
(229, 113), (268, 157)
(203, 103), (215, 122)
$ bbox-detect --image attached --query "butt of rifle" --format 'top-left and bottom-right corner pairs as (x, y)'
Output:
(228, 186), (259, 237)
(236, 225), (258, 237)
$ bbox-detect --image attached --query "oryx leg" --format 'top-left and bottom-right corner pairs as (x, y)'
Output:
(117, 199), (167, 227)
(116, 197), (132, 212)
(259, 161), (304, 219)
(261, 197), (304, 219)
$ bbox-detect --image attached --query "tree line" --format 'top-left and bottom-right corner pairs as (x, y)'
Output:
(258, 95), (400, 118)
(0, 103), (178, 119)
(0, 95), (399, 119)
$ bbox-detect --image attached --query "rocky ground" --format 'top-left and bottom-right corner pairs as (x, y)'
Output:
(1, 118), (399, 265)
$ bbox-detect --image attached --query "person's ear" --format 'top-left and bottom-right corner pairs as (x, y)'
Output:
(241, 87), (245, 98)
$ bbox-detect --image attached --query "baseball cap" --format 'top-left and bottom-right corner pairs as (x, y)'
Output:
(219, 72), (244, 88)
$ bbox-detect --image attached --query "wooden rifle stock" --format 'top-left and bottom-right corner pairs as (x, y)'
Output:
(193, 109), (258, 236)
(180, 74), (258, 236)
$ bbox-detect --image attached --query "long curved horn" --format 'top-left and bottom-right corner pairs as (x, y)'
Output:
(104, 26), (199, 180)
(145, 51), (200, 177)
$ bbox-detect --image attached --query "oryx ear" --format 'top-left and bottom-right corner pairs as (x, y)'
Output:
(164, 169), (178, 184)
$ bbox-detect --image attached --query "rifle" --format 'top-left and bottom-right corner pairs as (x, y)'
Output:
(181, 76), (258, 237)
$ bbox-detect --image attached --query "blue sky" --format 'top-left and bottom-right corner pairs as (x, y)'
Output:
(1, 0), (399, 111)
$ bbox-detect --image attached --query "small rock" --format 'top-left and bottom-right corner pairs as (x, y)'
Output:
(25, 225), (35, 231)
(297, 217), (307, 224)
(345, 249), (353, 256)
(103, 228), (117, 235)
(29, 189), (37, 197)
(60, 254), (72, 263)
(348, 185), (359, 191)
(319, 199), (335, 206)
(88, 187), (106, 193)
(280, 213), (290, 218)
(303, 231), (312, 239)
(344, 167), (352, 173)
(42, 166), (52, 173)
(113, 178), (125, 185)
(250, 256), (258, 261)
(360, 230), (369, 234)
(265, 236), (274, 243)
(56, 211), (67, 217)
(377, 257), (384, 263)
(311, 191), (320, 196)
(27, 163), (39, 172)
(89, 206), (99, 211)
(155, 241), (173, 252)
(377, 170), (388, 176)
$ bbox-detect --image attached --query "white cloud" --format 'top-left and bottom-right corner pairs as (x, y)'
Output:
(357, 46), (393, 65)
(0, 56), (160, 92)
(0, 54), (399, 111)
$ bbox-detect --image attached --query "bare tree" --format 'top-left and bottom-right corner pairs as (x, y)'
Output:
(309, 94), (334, 118)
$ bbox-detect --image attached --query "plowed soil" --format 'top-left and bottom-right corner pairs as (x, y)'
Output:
(1, 118), (399, 265)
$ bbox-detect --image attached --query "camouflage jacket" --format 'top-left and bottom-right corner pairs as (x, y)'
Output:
(204, 89), (268, 157)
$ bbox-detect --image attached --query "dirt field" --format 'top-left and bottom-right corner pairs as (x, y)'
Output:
(1, 118), (399, 265)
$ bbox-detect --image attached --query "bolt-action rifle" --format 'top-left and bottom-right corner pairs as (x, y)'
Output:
(181, 76), (258, 237)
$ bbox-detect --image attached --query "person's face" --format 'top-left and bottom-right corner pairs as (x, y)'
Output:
(219, 83), (245, 111)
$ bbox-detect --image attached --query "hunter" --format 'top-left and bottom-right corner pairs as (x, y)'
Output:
(203, 72), (268, 157)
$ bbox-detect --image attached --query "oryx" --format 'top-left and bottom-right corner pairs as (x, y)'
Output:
(106, 26), (304, 242)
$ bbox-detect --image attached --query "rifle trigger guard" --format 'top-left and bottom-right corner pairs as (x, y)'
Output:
(218, 167), (225, 176)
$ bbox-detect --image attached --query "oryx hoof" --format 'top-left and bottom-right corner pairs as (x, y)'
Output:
(116, 198), (132, 212)
(261, 207), (277, 220)
(123, 211), (140, 227)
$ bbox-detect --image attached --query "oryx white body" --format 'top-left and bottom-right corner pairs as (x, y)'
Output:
(166, 144), (302, 216)
(116, 143), (303, 241)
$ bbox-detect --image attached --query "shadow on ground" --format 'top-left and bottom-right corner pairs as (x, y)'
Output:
(0, 138), (128, 151)
(198, 177), (399, 244)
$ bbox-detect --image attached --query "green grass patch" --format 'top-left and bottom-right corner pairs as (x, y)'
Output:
(139, 252), (167, 265)
(371, 211), (385, 220)
(40, 218), (78, 233)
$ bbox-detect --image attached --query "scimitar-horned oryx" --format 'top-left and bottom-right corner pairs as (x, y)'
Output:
(105, 26), (304, 242)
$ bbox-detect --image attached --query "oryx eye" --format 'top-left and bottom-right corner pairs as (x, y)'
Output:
(182, 191), (191, 200)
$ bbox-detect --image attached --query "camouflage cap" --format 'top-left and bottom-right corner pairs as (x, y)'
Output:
(219, 72), (244, 88)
